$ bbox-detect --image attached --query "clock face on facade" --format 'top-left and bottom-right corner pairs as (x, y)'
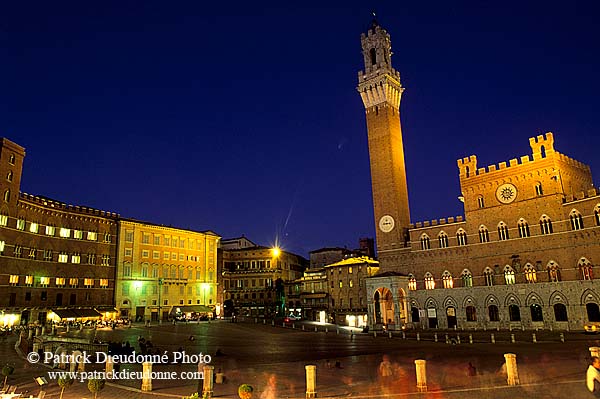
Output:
(496, 183), (517, 204)
(379, 215), (395, 233)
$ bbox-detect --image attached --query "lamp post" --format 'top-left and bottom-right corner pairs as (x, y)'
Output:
(158, 278), (164, 324)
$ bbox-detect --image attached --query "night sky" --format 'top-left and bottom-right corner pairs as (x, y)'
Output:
(1, 1), (599, 256)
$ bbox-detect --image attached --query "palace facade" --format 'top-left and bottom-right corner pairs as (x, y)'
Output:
(358, 21), (600, 331)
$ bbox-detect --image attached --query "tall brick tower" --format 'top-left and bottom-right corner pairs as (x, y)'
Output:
(357, 20), (410, 255)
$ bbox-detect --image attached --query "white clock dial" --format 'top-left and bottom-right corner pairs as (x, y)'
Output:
(379, 215), (395, 233)
(496, 183), (517, 204)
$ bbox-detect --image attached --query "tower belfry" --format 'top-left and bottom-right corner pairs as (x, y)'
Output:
(357, 21), (411, 254)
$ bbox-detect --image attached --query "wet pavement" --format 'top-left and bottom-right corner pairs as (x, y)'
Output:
(1, 320), (599, 398)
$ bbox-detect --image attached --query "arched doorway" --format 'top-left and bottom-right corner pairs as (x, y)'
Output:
(373, 288), (394, 326)
(446, 307), (457, 328)
(587, 303), (600, 322)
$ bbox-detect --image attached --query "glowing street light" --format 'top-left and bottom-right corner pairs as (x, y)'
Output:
(271, 247), (281, 258)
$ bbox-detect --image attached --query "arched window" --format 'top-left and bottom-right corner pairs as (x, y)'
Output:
(530, 304), (543, 322)
(518, 219), (530, 238)
(540, 215), (553, 235)
(524, 263), (537, 283)
(554, 303), (568, 322)
(442, 271), (453, 289)
(369, 48), (377, 65)
(587, 303), (600, 322)
(488, 305), (500, 322)
(595, 204), (600, 226)
(508, 304), (521, 321)
(8, 154), (15, 164)
(479, 225), (490, 243)
(6, 171), (12, 182)
(477, 196), (485, 208)
(456, 229), (467, 246)
(504, 266), (515, 285)
(535, 182), (543, 196)
(408, 274), (417, 291)
(579, 258), (593, 281)
(466, 306), (477, 322)
(420, 234), (431, 250)
(3, 190), (9, 202)
(461, 269), (473, 287)
(424, 273), (435, 290)
(547, 261), (561, 282)
(483, 267), (494, 286)
(498, 222), (509, 241)
(438, 232), (449, 248)
(570, 209), (584, 230)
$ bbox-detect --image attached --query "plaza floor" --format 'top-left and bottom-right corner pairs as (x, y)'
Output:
(2, 320), (599, 398)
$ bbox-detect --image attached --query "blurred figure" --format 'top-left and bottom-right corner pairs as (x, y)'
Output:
(378, 355), (393, 380)
(467, 362), (477, 377)
(587, 356), (600, 396)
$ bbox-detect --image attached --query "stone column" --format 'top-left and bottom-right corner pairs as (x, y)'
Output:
(41, 326), (46, 335)
(305, 365), (317, 399)
(415, 359), (427, 392)
(28, 329), (33, 340)
(141, 362), (152, 391)
(504, 353), (519, 386)
(203, 365), (214, 398)
(590, 347), (600, 358)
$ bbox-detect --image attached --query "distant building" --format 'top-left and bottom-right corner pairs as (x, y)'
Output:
(221, 245), (307, 317)
(293, 268), (328, 322)
(220, 235), (256, 250)
(326, 257), (379, 327)
(115, 219), (220, 321)
(309, 238), (375, 270)
(358, 237), (376, 258)
(0, 138), (119, 326)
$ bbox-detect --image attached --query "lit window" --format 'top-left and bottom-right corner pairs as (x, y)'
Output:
(461, 270), (473, 287)
(8, 154), (15, 164)
(29, 222), (39, 233)
(16, 218), (25, 230)
(0, 214), (7, 226)
(479, 226), (490, 243)
(420, 234), (431, 250)
(456, 229), (467, 246)
(173, 238), (178, 247)
(6, 171), (12, 182)
(153, 251), (160, 259)
(154, 235), (161, 245)
(71, 254), (81, 264)
(25, 275), (33, 286)
(171, 253), (177, 260)
(518, 219), (530, 238)
(4, 190), (10, 202)
(56, 277), (65, 287)
(524, 263), (537, 283)
(58, 252), (68, 263)
(84, 278), (94, 288)
(40, 277), (50, 287)
(339, 280), (342, 288)
(164, 236), (170, 246)
(0, 240), (5, 254)
(180, 239), (185, 248)
(349, 279), (353, 288)
(74, 229), (83, 240)
(179, 254), (184, 261)
(101, 255), (110, 266)
(477, 196), (484, 208)
(123, 264), (131, 277)
(142, 265), (148, 278)
(9, 275), (18, 285)
(142, 250), (149, 258)
(28, 248), (36, 259)
(438, 232), (449, 248)
(483, 268), (494, 286)
(87, 231), (97, 241)
(498, 222), (509, 241)
(504, 266), (515, 285)
(424, 273), (435, 290)
(163, 252), (169, 260)
(88, 253), (96, 264)
(547, 262), (561, 282)
(349, 266), (353, 274)
(579, 258), (593, 281)
(570, 210), (584, 231)
(69, 278), (78, 287)
(535, 182), (543, 196)
(59, 227), (70, 238)
(100, 279), (109, 288)
(142, 233), (150, 244)
(442, 271), (453, 288)
(540, 215), (553, 235)
(13, 245), (22, 258)
(408, 275), (417, 290)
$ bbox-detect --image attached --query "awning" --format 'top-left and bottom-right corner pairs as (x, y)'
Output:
(170, 305), (213, 314)
(52, 309), (79, 319)
(72, 309), (102, 318)
(94, 306), (118, 313)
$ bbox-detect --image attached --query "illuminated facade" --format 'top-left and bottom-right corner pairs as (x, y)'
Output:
(359, 22), (600, 331)
(0, 138), (118, 326)
(116, 219), (220, 321)
(221, 246), (307, 317)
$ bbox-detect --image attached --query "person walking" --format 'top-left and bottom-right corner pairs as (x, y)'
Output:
(587, 356), (600, 397)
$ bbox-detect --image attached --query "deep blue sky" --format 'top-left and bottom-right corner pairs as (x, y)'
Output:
(1, 1), (599, 256)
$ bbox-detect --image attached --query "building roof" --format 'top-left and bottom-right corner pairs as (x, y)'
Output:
(118, 217), (221, 237)
(372, 271), (407, 278)
(309, 247), (351, 254)
(324, 256), (379, 268)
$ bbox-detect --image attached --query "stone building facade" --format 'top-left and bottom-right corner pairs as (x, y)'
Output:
(221, 245), (307, 317)
(0, 138), (118, 326)
(116, 219), (220, 322)
(358, 22), (600, 331)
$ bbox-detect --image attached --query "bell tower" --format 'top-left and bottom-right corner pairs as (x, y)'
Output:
(357, 20), (411, 254)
